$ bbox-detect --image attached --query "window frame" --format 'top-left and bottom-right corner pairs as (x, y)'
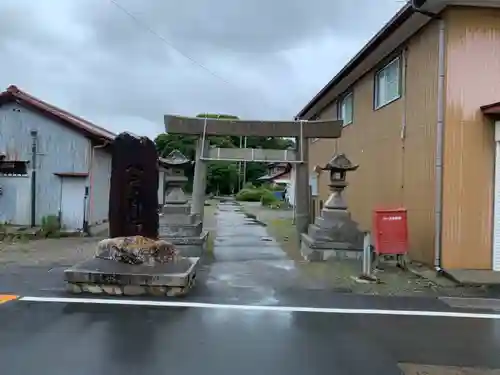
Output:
(374, 56), (402, 110)
(338, 92), (354, 126)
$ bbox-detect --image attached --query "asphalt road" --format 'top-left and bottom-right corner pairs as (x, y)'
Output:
(1, 298), (500, 375)
(1, 201), (500, 374)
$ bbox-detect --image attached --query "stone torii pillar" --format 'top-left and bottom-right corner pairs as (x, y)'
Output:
(294, 135), (310, 239)
(192, 137), (209, 221)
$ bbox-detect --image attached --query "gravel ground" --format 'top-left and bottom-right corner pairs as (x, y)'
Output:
(0, 201), (219, 267)
(237, 201), (488, 298)
(0, 237), (102, 266)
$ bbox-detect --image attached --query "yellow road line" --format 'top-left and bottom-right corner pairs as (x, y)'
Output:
(0, 295), (18, 304)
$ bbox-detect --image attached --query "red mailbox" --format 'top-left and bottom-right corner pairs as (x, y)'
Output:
(373, 208), (408, 255)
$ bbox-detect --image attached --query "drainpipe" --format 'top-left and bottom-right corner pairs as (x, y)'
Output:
(434, 18), (446, 272)
(87, 141), (109, 234)
(410, 1), (445, 272)
(30, 130), (38, 227)
(400, 47), (408, 205)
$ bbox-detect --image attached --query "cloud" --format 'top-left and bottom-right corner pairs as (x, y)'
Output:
(0, 0), (403, 139)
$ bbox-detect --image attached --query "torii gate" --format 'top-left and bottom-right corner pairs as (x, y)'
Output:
(164, 114), (343, 240)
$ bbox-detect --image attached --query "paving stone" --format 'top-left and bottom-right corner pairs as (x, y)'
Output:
(148, 286), (167, 296)
(81, 284), (103, 294)
(102, 285), (123, 295)
(66, 283), (82, 294)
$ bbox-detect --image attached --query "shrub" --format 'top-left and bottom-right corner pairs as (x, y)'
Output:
(41, 215), (61, 238)
(260, 190), (279, 206)
(235, 188), (264, 202)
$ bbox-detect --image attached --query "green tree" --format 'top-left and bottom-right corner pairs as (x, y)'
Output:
(154, 113), (296, 195)
(208, 162), (239, 195)
(155, 133), (197, 159)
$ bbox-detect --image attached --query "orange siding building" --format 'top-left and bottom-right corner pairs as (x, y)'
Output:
(298, 1), (500, 271)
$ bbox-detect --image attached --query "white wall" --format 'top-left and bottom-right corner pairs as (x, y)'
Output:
(286, 166), (296, 207)
(89, 147), (111, 225)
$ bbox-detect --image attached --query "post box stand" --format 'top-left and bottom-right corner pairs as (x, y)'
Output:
(372, 208), (409, 270)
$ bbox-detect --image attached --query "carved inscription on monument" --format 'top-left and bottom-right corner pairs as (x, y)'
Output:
(109, 132), (159, 239)
(125, 165), (144, 234)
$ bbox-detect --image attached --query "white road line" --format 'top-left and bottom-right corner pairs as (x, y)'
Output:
(18, 296), (500, 319)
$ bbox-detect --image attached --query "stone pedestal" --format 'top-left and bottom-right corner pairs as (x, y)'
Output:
(301, 209), (364, 261)
(159, 207), (208, 257)
(159, 150), (208, 257)
(64, 256), (199, 297)
(301, 153), (364, 261)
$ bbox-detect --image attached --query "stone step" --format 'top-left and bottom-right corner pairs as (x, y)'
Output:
(159, 221), (203, 238)
(160, 214), (197, 225)
(161, 204), (191, 216)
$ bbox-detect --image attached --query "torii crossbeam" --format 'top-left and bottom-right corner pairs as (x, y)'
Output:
(164, 115), (342, 138)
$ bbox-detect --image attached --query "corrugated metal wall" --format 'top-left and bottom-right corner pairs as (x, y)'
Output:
(0, 102), (91, 225)
(441, 7), (500, 270)
(0, 175), (31, 224)
(308, 21), (440, 265)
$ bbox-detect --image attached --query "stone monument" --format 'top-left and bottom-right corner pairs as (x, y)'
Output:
(301, 153), (364, 261)
(159, 150), (208, 257)
(109, 132), (159, 238)
(64, 133), (199, 297)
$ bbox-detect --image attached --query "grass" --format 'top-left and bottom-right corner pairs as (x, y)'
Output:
(258, 214), (454, 296)
(203, 200), (218, 258)
(266, 218), (301, 261)
(205, 232), (215, 256)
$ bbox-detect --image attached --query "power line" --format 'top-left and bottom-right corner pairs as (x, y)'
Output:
(107, 0), (236, 88)
(107, 0), (292, 119)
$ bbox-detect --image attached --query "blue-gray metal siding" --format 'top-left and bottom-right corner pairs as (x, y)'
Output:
(0, 175), (31, 224)
(0, 102), (91, 225)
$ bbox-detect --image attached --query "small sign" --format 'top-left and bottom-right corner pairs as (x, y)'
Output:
(382, 216), (403, 221)
(309, 175), (318, 197)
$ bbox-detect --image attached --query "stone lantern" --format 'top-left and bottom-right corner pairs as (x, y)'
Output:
(162, 150), (191, 205)
(159, 150), (208, 257)
(322, 153), (359, 210)
(300, 153), (364, 262)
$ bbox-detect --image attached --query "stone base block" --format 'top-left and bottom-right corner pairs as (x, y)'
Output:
(159, 221), (202, 237)
(66, 279), (195, 297)
(300, 234), (362, 262)
(64, 256), (199, 297)
(161, 203), (191, 216)
(159, 231), (209, 257)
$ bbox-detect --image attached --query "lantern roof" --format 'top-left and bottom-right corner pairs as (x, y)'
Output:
(159, 149), (191, 167)
(322, 153), (358, 172)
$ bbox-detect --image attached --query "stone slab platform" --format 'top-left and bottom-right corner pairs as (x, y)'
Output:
(64, 257), (199, 297)
(445, 269), (500, 286)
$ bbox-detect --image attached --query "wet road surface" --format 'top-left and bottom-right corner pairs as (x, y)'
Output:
(0, 201), (454, 311)
(1, 201), (500, 373)
(2, 299), (500, 374)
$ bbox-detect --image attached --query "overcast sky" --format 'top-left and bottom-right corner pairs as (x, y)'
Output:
(0, 0), (404, 139)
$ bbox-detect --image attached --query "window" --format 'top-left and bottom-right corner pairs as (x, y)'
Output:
(340, 92), (353, 126)
(374, 57), (401, 109)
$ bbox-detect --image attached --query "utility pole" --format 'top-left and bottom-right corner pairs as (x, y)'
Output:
(238, 136), (242, 190)
(242, 136), (247, 187)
